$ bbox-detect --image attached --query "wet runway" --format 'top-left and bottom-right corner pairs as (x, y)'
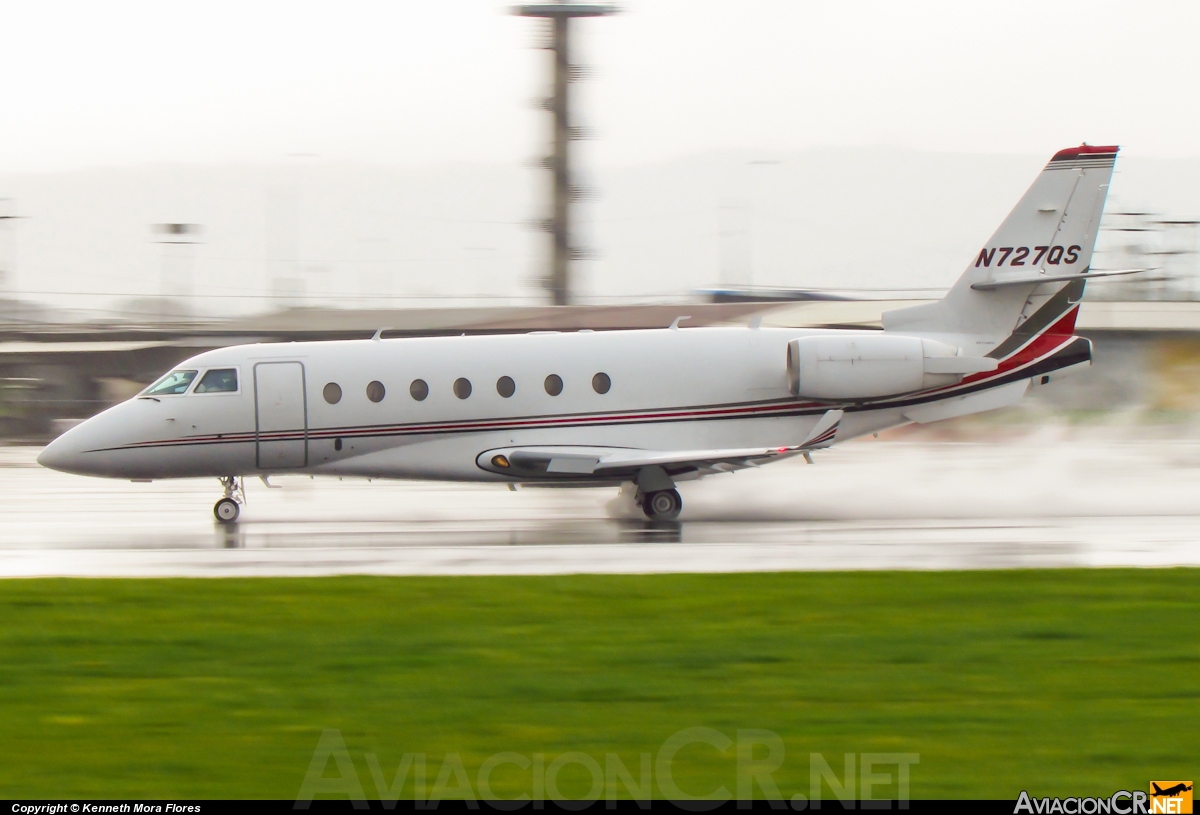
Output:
(4, 434), (1200, 576)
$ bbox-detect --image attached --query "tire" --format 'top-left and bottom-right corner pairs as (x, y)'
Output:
(214, 497), (240, 524)
(643, 489), (682, 521)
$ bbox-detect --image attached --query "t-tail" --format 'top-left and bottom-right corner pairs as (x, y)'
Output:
(884, 145), (1118, 361)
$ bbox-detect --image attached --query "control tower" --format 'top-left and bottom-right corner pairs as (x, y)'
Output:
(513, 2), (618, 306)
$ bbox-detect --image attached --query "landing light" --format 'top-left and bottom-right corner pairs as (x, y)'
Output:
(492, 455), (511, 468)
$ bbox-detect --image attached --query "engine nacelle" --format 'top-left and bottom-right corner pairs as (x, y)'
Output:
(786, 333), (997, 400)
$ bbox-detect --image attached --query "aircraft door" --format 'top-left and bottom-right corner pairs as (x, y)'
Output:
(254, 361), (308, 469)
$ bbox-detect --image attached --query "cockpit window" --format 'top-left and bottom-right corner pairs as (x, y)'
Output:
(195, 368), (239, 394)
(144, 370), (198, 396)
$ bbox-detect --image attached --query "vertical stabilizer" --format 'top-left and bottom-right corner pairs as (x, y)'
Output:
(883, 145), (1117, 347)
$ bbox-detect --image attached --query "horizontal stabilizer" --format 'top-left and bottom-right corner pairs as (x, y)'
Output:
(970, 268), (1152, 291)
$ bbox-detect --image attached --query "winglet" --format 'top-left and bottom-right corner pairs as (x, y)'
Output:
(668, 316), (691, 330)
(800, 409), (843, 449)
(372, 327), (391, 341)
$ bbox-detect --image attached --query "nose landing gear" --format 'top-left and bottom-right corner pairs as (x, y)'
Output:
(214, 475), (245, 524)
(215, 498), (240, 523)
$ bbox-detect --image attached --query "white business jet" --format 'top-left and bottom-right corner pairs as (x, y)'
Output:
(40, 145), (1124, 523)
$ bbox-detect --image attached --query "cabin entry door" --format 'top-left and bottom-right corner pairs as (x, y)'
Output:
(254, 362), (308, 470)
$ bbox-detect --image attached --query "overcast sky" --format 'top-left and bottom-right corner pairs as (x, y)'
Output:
(1, 0), (1198, 173)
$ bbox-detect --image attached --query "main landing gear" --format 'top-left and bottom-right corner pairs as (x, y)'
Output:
(641, 489), (682, 521)
(214, 475), (245, 524)
(634, 465), (683, 521)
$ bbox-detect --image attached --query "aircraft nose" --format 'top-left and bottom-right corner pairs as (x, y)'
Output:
(37, 400), (157, 478)
(37, 426), (86, 474)
(37, 411), (121, 476)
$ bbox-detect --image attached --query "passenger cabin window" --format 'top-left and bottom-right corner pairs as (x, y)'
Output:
(323, 383), (342, 404)
(592, 372), (611, 394)
(410, 379), (429, 401)
(194, 368), (238, 394)
(544, 374), (563, 396)
(496, 376), (515, 398)
(366, 381), (386, 403)
(145, 370), (197, 396)
(454, 378), (472, 399)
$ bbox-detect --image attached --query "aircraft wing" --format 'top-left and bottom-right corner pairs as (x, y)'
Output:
(477, 410), (843, 478)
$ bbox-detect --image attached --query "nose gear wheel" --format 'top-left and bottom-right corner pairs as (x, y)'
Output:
(214, 497), (240, 523)
(214, 476), (245, 524)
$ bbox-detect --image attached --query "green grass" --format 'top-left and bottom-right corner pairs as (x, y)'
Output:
(0, 571), (1195, 800)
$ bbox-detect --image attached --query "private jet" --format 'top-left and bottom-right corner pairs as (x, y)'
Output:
(39, 145), (1124, 522)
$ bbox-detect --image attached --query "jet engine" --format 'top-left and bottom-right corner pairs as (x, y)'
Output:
(786, 334), (997, 400)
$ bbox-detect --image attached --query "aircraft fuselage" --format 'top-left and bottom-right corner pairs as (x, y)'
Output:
(38, 323), (1085, 484)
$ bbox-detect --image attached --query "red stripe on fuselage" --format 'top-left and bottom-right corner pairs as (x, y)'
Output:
(960, 307), (1078, 387)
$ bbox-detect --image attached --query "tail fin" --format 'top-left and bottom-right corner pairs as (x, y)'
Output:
(883, 145), (1118, 349)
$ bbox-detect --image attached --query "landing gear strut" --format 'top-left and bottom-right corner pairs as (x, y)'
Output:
(214, 476), (244, 524)
(642, 489), (682, 521)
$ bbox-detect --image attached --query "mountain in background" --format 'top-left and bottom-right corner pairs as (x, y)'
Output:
(0, 147), (1197, 317)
